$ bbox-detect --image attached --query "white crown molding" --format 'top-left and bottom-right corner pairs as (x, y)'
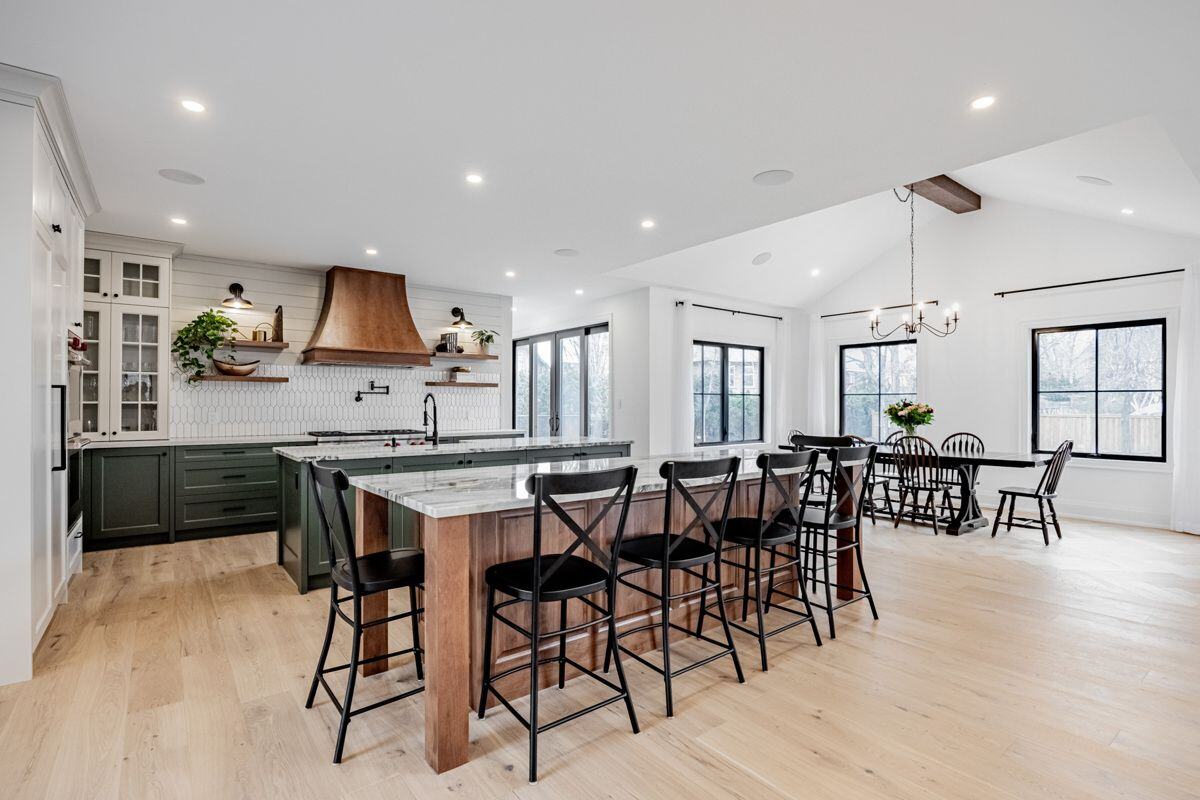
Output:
(85, 230), (184, 259)
(0, 62), (100, 217)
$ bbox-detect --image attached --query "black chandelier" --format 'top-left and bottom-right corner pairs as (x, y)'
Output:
(869, 186), (960, 340)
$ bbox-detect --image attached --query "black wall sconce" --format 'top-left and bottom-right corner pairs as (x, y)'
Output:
(450, 306), (473, 328)
(221, 283), (254, 309)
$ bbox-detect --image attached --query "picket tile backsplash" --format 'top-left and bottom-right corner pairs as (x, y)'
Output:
(169, 363), (503, 438)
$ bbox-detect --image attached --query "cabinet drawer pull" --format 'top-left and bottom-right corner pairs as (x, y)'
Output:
(221, 450), (247, 455)
(223, 473), (247, 479)
(222, 505), (247, 513)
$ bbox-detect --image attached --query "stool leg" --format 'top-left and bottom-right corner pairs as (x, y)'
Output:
(660, 568), (674, 717)
(477, 587), (496, 719)
(763, 546), (778, 614)
(740, 546), (751, 622)
(557, 599), (568, 689)
(606, 586), (640, 735)
(694, 562), (710, 638)
(306, 585), (338, 709)
(795, 553), (823, 647)
(992, 495), (1006, 537)
(528, 598), (540, 784)
(752, 545), (769, 671)
(855, 538), (879, 620)
(713, 559), (745, 683)
(409, 583), (424, 681)
(333, 594), (362, 764)
(821, 535), (835, 640)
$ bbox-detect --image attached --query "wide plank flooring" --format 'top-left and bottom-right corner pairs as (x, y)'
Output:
(2, 517), (1198, 799)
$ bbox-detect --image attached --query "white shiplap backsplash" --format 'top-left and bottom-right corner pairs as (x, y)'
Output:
(169, 255), (511, 438)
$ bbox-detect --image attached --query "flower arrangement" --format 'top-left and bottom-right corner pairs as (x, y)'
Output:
(885, 399), (934, 436)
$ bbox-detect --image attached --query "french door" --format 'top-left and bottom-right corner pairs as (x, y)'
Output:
(514, 324), (610, 438)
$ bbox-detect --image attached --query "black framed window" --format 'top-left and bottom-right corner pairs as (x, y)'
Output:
(513, 324), (610, 437)
(839, 341), (917, 441)
(693, 342), (763, 445)
(1032, 319), (1166, 462)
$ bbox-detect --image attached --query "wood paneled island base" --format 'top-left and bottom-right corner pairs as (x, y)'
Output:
(353, 461), (864, 774)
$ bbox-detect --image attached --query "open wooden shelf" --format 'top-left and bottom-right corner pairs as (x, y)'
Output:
(430, 351), (499, 361)
(424, 381), (499, 388)
(198, 375), (289, 383)
(224, 340), (290, 351)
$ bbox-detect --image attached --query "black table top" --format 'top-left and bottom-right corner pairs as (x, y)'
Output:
(782, 443), (1051, 469)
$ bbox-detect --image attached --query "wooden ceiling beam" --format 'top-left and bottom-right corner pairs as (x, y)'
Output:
(910, 175), (981, 214)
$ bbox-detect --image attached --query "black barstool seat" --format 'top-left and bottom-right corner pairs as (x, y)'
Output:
(331, 549), (424, 594)
(793, 507), (858, 530)
(484, 555), (608, 601)
(724, 516), (797, 546)
(618, 534), (716, 568)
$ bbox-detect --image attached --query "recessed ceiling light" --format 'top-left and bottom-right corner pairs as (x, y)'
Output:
(169, 217), (188, 225)
(553, 248), (580, 257)
(1120, 208), (1135, 215)
(810, 268), (821, 277)
(1076, 175), (1113, 187)
(574, 289), (584, 295)
(504, 270), (515, 277)
(465, 173), (484, 184)
(180, 99), (206, 113)
(158, 168), (205, 185)
(751, 252), (772, 266)
(970, 95), (995, 110)
(752, 169), (794, 186)
(640, 219), (656, 229)
(364, 248), (378, 255)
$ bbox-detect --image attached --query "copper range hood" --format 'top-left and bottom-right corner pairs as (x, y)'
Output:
(302, 266), (431, 366)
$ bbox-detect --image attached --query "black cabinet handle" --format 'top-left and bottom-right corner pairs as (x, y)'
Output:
(465, 459), (474, 465)
(221, 450), (246, 455)
(223, 473), (247, 480)
(51, 385), (66, 471)
(222, 505), (247, 513)
(102, 292), (108, 297)
(51, 223), (62, 233)
(113, 293), (120, 298)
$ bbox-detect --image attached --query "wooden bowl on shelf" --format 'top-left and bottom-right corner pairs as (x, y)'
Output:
(212, 358), (261, 377)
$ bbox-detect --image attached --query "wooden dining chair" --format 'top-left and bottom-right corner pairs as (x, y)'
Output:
(993, 440), (1073, 545)
(892, 435), (945, 534)
(938, 432), (985, 516)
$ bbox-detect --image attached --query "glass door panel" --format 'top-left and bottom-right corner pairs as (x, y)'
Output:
(514, 324), (611, 439)
(532, 339), (553, 437)
(82, 249), (110, 301)
(514, 344), (530, 434)
(110, 253), (169, 306)
(557, 333), (582, 438)
(109, 304), (168, 440)
(80, 303), (108, 436)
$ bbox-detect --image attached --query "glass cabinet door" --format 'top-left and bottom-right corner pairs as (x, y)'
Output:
(80, 302), (110, 438)
(110, 252), (170, 307)
(82, 249), (111, 301)
(108, 305), (169, 440)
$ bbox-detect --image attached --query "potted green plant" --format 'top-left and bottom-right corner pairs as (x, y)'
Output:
(885, 399), (935, 437)
(470, 328), (499, 355)
(173, 309), (238, 382)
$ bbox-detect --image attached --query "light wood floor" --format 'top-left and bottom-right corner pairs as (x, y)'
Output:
(2, 516), (1198, 799)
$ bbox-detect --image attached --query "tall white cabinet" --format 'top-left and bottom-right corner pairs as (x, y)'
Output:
(81, 234), (175, 442)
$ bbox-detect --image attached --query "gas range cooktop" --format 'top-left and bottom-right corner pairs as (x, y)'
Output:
(307, 428), (427, 442)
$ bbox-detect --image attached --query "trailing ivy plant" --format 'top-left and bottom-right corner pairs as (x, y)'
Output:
(173, 309), (237, 382)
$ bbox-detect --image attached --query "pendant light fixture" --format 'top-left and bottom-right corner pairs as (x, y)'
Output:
(221, 283), (254, 309)
(868, 186), (960, 339)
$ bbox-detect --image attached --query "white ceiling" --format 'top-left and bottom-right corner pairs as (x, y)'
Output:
(608, 191), (949, 308)
(4, 1), (1200, 307)
(954, 115), (1200, 239)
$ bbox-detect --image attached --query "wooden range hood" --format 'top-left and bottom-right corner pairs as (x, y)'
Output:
(302, 266), (431, 366)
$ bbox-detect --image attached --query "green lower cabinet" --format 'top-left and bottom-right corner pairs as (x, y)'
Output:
(86, 447), (172, 542)
(175, 492), (278, 530)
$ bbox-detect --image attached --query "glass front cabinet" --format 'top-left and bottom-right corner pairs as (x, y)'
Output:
(80, 238), (173, 441)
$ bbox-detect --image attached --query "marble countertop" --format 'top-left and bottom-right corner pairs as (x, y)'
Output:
(348, 445), (798, 518)
(275, 435), (633, 462)
(84, 428), (528, 450)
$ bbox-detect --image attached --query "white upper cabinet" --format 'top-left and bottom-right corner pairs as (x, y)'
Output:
(108, 304), (170, 440)
(82, 249), (112, 302)
(110, 253), (170, 307)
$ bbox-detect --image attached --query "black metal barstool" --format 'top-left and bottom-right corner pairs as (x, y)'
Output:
(304, 461), (425, 764)
(994, 440), (1073, 545)
(477, 465), (640, 784)
(606, 456), (744, 717)
(788, 433), (854, 504)
(800, 444), (879, 639)
(848, 434), (896, 524)
(717, 450), (824, 670)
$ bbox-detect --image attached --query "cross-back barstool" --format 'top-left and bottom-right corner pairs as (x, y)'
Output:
(304, 461), (425, 764)
(788, 433), (854, 504)
(800, 444), (880, 638)
(994, 440), (1073, 545)
(716, 450), (824, 670)
(477, 465), (640, 784)
(848, 434), (896, 524)
(606, 456), (745, 716)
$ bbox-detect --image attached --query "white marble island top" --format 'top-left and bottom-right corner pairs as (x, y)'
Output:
(348, 445), (799, 518)
(274, 435), (633, 463)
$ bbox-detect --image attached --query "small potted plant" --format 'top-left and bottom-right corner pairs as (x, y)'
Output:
(885, 399), (935, 436)
(470, 328), (499, 355)
(172, 309), (239, 382)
